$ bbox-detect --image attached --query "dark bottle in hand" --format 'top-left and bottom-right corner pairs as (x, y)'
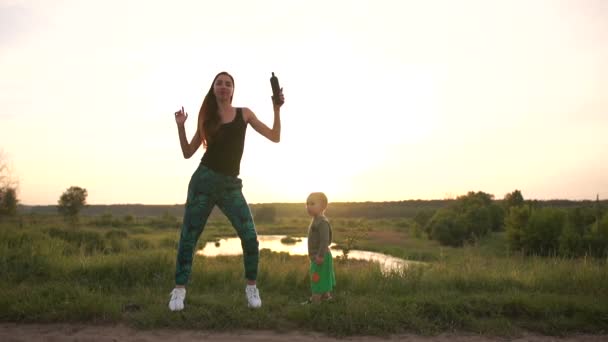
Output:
(270, 72), (283, 105)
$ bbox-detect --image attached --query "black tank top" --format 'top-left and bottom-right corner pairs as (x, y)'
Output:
(200, 108), (247, 177)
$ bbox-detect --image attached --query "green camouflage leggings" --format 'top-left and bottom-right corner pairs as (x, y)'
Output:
(175, 165), (259, 285)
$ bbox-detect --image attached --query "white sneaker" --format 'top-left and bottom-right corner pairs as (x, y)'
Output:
(245, 285), (262, 308)
(168, 288), (186, 311)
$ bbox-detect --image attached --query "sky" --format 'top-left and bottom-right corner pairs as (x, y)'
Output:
(1, 0), (607, 205)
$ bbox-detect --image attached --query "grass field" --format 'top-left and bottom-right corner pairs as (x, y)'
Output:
(0, 215), (607, 336)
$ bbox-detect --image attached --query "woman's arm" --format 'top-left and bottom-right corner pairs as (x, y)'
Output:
(175, 107), (202, 159)
(243, 90), (284, 143)
(177, 125), (202, 159)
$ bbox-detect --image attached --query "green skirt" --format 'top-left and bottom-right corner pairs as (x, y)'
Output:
(309, 251), (336, 294)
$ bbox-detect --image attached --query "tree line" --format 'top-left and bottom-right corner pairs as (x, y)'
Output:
(422, 190), (607, 257)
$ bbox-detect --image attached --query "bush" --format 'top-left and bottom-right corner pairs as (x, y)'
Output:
(583, 212), (608, 258)
(488, 203), (505, 231)
(506, 205), (532, 251)
(520, 207), (565, 256)
(425, 209), (468, 247)
(508, 206), (608, 258)
(462, 205), (492, 239)
(425, 191), (504, 246)
(559, 221), (583, 257)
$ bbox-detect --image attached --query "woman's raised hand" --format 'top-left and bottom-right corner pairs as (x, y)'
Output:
(174, 106), (188, 125)
(272, 88), (285, 108)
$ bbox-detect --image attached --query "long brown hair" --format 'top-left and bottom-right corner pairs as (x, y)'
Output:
(197, 72), (234, 147)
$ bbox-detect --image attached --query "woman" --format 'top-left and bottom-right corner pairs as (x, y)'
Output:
(169, 71), (284, 311)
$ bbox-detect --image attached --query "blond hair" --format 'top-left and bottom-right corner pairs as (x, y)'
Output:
(308, 192), (328, 208)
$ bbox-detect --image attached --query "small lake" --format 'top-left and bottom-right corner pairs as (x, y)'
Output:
(196, 235), (421, 273)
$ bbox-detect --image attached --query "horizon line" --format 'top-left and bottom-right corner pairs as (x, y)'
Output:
(18, 197), (607, 207)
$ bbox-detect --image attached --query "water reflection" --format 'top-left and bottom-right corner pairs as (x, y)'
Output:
(196, 235), (420, 272)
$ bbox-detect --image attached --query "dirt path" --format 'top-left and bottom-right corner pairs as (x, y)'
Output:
(1, 323), (606, 342)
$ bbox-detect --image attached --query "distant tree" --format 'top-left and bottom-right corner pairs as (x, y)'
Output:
(339, 227), (368, 260)
(595, 194), (604, 232)
(593, 211), (608, 256)
(0, 150), (19, 218)
(0, 150), (16, 189)
(425, 209), (468, 247)
(0, 187), (18, 217)
(57, 186), (88, 223)
(568, 207), (594, 233)
(559, 220), (583, 257)
(520, 208), (565, 256)
(425, 191), (503, 246)
(505, 205), (532, 251)
(462, 205), (492, 238)
(507, 202), (608, 258)
(455, 191), (503, 233)
(488, 203), (505, 231)
(503, 190), (524, 209)
(454, 191), (494, 209)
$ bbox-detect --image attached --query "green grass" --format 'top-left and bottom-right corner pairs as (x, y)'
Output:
(0, 216), (607, 336)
